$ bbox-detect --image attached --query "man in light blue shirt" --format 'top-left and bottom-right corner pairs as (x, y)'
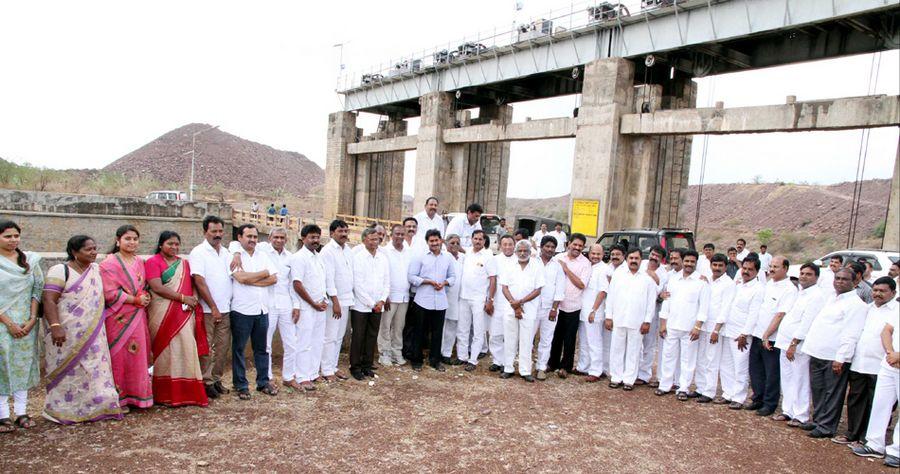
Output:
(407, 229), (457, 371)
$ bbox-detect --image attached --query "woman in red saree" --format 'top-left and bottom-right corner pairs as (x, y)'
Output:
(99, 225), (153, 410)
(145, 231), (208, 406)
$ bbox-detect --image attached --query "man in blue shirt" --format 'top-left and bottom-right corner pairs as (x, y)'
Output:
(407, 229), (457, 371)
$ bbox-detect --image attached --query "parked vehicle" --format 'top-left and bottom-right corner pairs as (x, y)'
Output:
(594, 228), (695, 262)
(514, 215), (570, 239)
(146, 190), (187, 201)
(442, 212), (503, 251)
(787, 249), (899, 281)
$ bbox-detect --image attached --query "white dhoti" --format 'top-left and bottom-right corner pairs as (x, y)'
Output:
(658, 328), (698, 393)
(576, 320), (604, 377)
(695, 331), (723, 398)
(297, 308), (326, 382)
(609, 326), (642, 385)
(719, 336), (751, 403)
(638, 312), (660, 382)
(487, 310), (506, 367)
(320, 302), (349, 376)
(456, 299), (486, 365)
(503, 315), (536, 375)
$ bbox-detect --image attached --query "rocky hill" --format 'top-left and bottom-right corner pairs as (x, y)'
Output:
(104, 123), (323, 196)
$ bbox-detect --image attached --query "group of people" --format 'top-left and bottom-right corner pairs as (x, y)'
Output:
(0, 196), (898, 468)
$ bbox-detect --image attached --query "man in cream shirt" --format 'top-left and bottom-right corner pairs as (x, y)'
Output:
(380, 224), (411, 366)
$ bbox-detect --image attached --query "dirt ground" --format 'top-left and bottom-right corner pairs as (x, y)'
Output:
(1, 356), (894, 474)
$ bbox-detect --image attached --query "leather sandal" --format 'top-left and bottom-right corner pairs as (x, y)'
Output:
(0, 418), (15, 433)
(15, 414), (35, 429)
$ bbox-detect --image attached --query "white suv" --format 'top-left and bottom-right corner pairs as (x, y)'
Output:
(787, 249), (899, 281)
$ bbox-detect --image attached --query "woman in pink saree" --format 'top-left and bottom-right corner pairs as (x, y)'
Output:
(99, 225), (153, 410)
(42, 235), (123, 424)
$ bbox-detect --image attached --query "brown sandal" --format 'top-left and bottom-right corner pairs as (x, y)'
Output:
(0, 418), (15, 433)
(15, 415), (35, 429)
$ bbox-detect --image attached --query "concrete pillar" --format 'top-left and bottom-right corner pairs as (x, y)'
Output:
(625, 84), (663, 229)
(570, 58), (635, 238)
(655, 76), (698, 228)
(355, 118), (407, 221)
(476, 104), (512, 216)
(323, 111), (359, 221)
(884, 144), (900, 251)
(414, 92), (455, 214)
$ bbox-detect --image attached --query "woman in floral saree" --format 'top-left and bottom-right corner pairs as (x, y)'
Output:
(99, 224), (153, 410)
(42, 235), (123, 425)
(145, 231), (208, 407)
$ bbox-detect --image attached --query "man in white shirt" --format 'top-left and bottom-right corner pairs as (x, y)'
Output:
(638, 245), (669, 386)
(720, 259), (765, 409)
(227, 228), (292, 385)
(548, 223), (567, 253)
(773, 263), (827, 426)
(441, 234), (465, 365)
(456, 230), (497, 371)
(801, 267), (869, 438)
(695, 253), (736, 404)
(532, 236), (565, 381)
(488, 235), (517, 371)
(696, 243), (715, 280)
(851, 303), (900, 467)
(290, 224), (329, 392)
(656, 249), (710, 400)
(576, 244), (608, 382)
(349, 228), (390, 381)
(229, 224), (279, 399)
(836, 277), (898, 446)
(606, 247), (657, 390)
(412, 196), (445, 251)
(649, 247), (683, 389)
(499, 240), (544, 382)
(402, 217), (418, 249)
(380, 224), (411, 366)
(319, 220), (354, 382)
(735, 238), (749, 261)
(445, 203), (483, 250)
(758, 245), (773, 277)
(744, 256), (797, 416)
(817, 254), (843, 291)
(532, 223), (549, 250)
(188, 215), (233, 399)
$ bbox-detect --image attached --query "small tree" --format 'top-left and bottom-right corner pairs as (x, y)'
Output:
(757, 228), (774, 246)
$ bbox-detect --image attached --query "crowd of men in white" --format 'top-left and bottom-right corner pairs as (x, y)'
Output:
(192, 196), (900, 468)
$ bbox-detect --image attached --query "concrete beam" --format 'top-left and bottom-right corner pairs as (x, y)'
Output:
(884, 145), (900, 252)
(347, 134), (418, 155)
(443, 117), (575, 144)
(620, 95), (900, 135)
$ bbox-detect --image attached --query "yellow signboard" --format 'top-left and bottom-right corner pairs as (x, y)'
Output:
(571, 199), (600, 237)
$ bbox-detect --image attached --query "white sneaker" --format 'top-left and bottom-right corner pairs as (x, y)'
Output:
(378, 355), (394, 367)
(393, 357), (407, 366)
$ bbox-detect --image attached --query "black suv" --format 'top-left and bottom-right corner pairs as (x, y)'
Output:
(595, 228), (695, 263)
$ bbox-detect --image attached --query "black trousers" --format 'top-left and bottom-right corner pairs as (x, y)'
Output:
(809, 356), (852, 435)
(349, 310), (382, 374)
(749, 337), (781, 410)
(409, 302), (446, 367)
(547, 310), (580, 372)
(845, 370), (878, 441)
(401, 291), (418, 360)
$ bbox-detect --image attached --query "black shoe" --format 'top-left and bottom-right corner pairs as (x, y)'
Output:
(363, 369), (375, 378)
(214, 381), (230, 394)
(799, 422), (817, 431)
(464, 363), (476, 372)
(696, 395), (713, 403)
(205, 384), (220, 399)
(522, 375), (535, 383)
(500, 371), (513, 379)
(411, 364), (423, 371)
(743, 402), (763, 411)
(571, 369), (588, 376)
(756, 407), (775, 417)
(448, 357), (464, 366)
(431, 363), (446, 372)
(478, 352), (488, 360)
(351, 371), (365, 381)
(808, 429), (834, 439)
(686, 391), (700, 399)
(488, 364), (502, 372)
(441, 356), (453, 365)
(728, 402), (743, 410)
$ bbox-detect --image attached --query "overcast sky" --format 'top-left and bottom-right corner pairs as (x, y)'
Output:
(1, 0), (897, 200)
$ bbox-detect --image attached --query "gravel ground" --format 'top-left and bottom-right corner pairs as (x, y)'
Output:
(1, 357), (895, 473)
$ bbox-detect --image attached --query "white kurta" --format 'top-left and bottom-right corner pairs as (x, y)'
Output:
(499, 258), (544, 375)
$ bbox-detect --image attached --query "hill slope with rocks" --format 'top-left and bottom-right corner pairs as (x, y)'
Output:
(104, 123), (323, 196)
